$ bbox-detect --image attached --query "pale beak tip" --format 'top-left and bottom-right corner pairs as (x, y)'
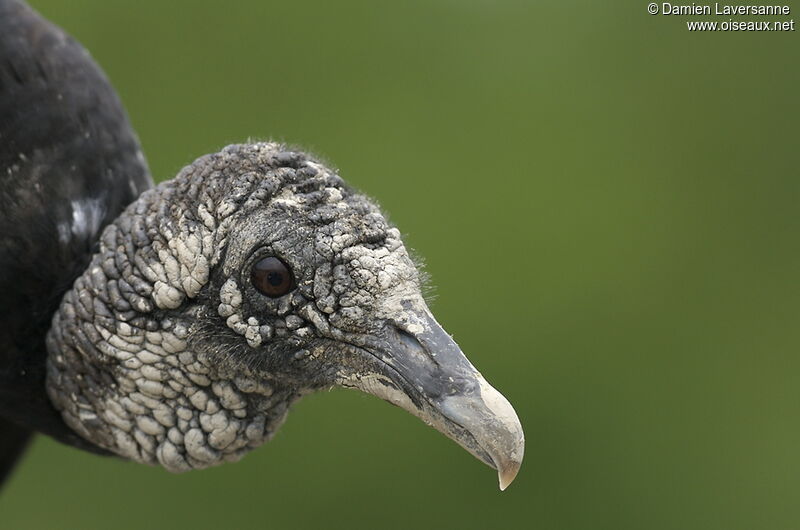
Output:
(472, 375), (524, 491)
(497, 460), (521, 491)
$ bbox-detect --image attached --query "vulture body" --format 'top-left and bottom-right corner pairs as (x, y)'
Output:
(0, 0), (151, 483)
(0, 0), (523, 491)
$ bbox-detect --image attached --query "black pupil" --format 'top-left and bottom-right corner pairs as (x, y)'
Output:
(251, 256), (295, 297)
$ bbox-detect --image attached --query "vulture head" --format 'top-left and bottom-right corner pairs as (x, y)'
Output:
(45, 143), (524, 489)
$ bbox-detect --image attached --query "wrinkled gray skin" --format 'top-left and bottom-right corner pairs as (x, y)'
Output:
(46, 143), (524, 488)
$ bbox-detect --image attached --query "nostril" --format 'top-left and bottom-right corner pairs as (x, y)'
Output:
(391, 325), (443, 371)
(395, 326), (424, 352)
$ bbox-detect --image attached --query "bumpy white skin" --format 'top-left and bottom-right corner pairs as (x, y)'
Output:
(46, 143), (422, 471)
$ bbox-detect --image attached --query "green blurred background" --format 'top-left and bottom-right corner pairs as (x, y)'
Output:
(2, 1), (799, 528)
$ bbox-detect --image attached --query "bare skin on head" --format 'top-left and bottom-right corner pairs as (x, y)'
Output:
(46, 143), (524, 488)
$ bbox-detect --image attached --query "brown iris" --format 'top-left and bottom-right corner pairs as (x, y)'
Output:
(250, 256), (296, 298)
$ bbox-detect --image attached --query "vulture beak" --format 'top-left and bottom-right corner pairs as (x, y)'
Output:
(338, 303), (525, 490)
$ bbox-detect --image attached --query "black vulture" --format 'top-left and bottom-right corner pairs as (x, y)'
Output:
(0, 0), (524, 491)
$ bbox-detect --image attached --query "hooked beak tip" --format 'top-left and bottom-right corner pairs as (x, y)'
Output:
(498, 462), (521, 491)
(475, 376), (524, 491)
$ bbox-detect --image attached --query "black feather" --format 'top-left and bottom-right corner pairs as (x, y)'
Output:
(0, 418), (31, 491)
(0, 0), (153, 483)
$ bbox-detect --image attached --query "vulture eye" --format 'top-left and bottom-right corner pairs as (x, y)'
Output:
(251, 256), (296, 298)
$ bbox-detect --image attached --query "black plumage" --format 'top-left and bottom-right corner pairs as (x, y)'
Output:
(0, 0), (151, 480)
